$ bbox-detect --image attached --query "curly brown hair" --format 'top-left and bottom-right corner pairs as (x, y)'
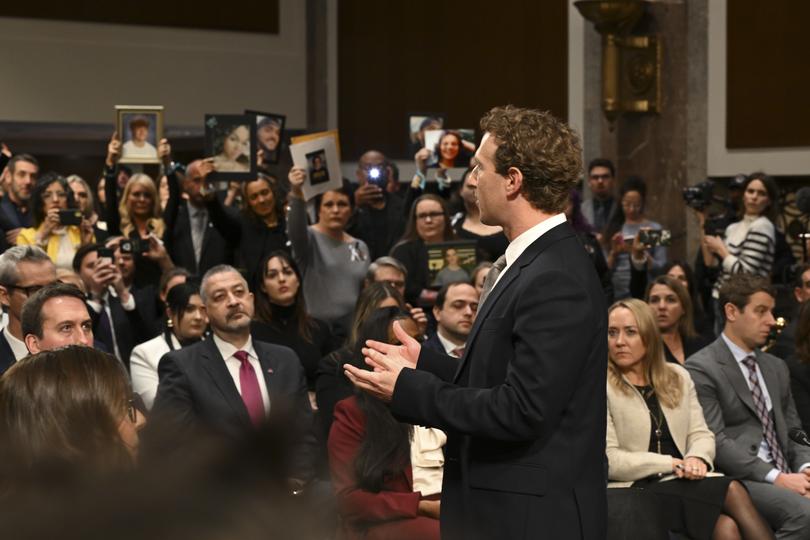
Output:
(479, 105), (582, 213)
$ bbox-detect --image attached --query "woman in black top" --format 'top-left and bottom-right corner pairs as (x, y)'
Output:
(452, 168), (508, 262)
(250, 250), (336, 394)
(646, 275), (710, 365)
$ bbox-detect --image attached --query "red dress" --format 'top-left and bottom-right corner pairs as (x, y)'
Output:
(328, 397), (440, 540)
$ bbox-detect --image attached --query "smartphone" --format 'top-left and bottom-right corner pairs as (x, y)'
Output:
(638, 229), (672, 248)
(58, 209), (83, 226)
(120, 238), (150, 255)
(96, 247), (114, 265)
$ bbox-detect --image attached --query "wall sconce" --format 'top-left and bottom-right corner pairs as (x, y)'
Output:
(575, 0), (661, 126)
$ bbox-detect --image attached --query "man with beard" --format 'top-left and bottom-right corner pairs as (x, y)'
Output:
(152, 265), (316, 479)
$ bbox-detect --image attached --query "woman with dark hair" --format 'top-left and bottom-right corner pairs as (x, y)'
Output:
(785, 301), (810, 433)
(0, 345), (145, 479)
(329, 307), (440, 540)
(603, 176), (666, 299)
(453, 168), (507, 262)
(566, 188), (613, 303)
(315, 282), (406, 442)
(130, 282), (207, 409)
(433, 130), (462, 169)
(287, 168), (370, 336)
(251, 250), (336, 395)
(212, 124), (250, 173)
(699, 172), (778, 333)
(17, 173), (95, 268)
(645, 275), (710, 365)
(390, 194), (455, 307)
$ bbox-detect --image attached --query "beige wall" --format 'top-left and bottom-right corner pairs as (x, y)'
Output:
(0, 0), (307, 129)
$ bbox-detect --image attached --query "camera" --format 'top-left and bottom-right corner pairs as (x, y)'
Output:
(681, 180), (715, 211)
(366, 165), (388, 187)
(120, 238), (150, 255)
(58, 209), (83, 226)
(638, 229), (672, 248)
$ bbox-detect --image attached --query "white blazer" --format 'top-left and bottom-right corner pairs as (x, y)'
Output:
(130, 332), (181, 410)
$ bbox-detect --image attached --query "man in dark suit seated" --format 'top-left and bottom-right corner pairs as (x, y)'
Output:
(153, 264), (316, 482)
(20, 282), (94, 353)
(687, 273), (810, 539)
(0, 246), (56, 373)
(422, 281), (478, 359)
(345, 106), (608, 539)
(769, 262), (810, 360)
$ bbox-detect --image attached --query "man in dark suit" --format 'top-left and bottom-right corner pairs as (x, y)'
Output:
(0, 154), (37, 246)
(345, 106), (607, 540)
(0, 246), (56, 374)
(153, 264), (315, 480)
(687, 274), (810, 538)
(167, 159), (236, 277)
(422, 281), (478, 359)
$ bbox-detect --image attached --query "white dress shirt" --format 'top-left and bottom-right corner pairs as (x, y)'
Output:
(494, 213), (567, 288)
(3, 326), (28, 361)
(436, 330), (464, 358)
(213, 333), (270, 413)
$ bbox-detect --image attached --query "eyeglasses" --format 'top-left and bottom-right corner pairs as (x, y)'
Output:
(382, 280), (405, 289)
(3, 283), (46, 297)
(416, 211), (444, 221)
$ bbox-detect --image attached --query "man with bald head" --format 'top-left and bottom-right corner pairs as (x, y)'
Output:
(348, 150), (406, 259)
(167, 159), (236, 275)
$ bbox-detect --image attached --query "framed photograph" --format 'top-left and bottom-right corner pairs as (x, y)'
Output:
(116, 105), (164, 164)
(427, 240), (478, 288)
(245, 110), (286, 164)
(407, 113), (445, 154)
(204, 114), (258, 181)
(291, 129), (342, 162)
(290, 134), (342, 201)
(423, 128), (476, 169)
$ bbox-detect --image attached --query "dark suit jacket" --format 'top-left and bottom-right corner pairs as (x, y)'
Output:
(784, 353), (810, 434)
(0, 331), (18, 375)
(390, 221), (608, 540)
(686, 338), (810, 480)
(167, 201), (236, 277)
(153, 338), (316, 480)
(421, 333), (445, 355)
(90, 295), (152, 369)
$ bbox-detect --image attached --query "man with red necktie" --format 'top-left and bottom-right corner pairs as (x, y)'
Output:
(422, 281), (479, 359)
(153, 264), (316, 480)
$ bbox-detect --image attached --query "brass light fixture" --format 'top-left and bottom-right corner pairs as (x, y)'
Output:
(575, 0), (661, 125)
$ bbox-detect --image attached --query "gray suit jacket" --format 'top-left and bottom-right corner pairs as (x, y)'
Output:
(686, 337), (810, 481)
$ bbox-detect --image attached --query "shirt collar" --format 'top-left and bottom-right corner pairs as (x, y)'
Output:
(3, 326), (29, 361)
(436, 329), (464, 356)
(212, 332), (256, 361)
(721, 332), (754, 364)
(503, 213), (567, 269)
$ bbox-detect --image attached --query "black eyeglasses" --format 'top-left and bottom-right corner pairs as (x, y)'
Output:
(416, 211), (444, 221)
(127, 399), (137, 423)
(3, 284), (46, 297)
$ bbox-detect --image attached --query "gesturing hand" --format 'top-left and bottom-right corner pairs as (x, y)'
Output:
(343, 320), (421, 402)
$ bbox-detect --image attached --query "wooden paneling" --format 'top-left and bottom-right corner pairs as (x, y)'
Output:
(727, 1), (810, 148)
(338, 1), (568, 160)
(0, 3), (278, 34)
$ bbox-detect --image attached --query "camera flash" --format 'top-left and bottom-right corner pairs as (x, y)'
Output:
(368, 168), (380, 179)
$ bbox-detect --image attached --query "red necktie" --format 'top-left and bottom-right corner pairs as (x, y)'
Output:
(451, 346), (465, 358)
(234, 350), (264, 426)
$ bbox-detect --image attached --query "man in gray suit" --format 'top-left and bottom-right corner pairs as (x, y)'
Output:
(580, 157), (616, 234)
(687, 273), (810, 539)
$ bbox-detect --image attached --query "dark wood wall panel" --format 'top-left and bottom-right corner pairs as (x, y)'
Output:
(727, 1), (810, 148)
(0, 3), (278, 34)
(338, 1), (567, 160)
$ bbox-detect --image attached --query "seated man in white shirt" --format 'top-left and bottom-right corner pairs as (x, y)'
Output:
(0, 246), (56, 372)
(423, 281), (479, 359)
(20, 282), (94, 353)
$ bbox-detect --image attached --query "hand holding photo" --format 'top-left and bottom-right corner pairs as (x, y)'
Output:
(290, 134), (341, 201)
(115, 106), (164, 164)
(204, 114), (258, 181)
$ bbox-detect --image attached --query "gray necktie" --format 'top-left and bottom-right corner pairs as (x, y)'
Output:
(478, 255), (507, 307)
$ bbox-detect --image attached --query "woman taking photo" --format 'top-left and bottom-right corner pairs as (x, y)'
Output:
(646, 275), (709, 365)
(607, 299), (772, 539)
(251, 250), (336, 396)
(130, 282), (207, 410)
(17, 173), (94, 269)
(287, 167), (370, 337)
(390, 194), (454, 307)
(329, 307), (440, 540)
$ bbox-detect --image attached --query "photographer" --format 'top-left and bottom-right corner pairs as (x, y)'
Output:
(17, 173), (95, 269)
(697, 172), (777, 333)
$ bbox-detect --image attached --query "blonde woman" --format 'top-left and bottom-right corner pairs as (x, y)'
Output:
(607, 298), (772, 539)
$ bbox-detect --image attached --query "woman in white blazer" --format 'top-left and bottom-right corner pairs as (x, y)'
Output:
(607, 298), (772, 540)
(130, 282), (206, 409)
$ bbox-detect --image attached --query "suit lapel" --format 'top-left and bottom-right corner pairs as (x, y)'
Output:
(199, 339), (252, 425)
(716, 341), (757, 415)
(0, 332), (16, 374)
(254, 342), (278, 397)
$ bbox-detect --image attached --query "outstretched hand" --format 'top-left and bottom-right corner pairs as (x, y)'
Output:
(343, 320), (421, 402)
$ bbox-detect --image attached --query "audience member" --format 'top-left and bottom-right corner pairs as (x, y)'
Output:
(699, 173), (778, 334)
(687, 274), (810, 538)
(581, 158), (617, 234)
(566, 188), (613, 303)
(17, 173), (94, 268)
(0, 246), (56, 372)
(604, 176), (666, 299)
(769, 262), (810, 360)
(250, 251), (336, 397)
(287, 169), (369, 337)
(646, 275), (710, 365)
(390, 194), (454, 306)
(365, 256), (428, 335)
(329, 308), (440, 540)
(606, 298), (772, 539)
(67, 174), (107, 242)
(130, 281), (207, 409)
(347, 151), (406, 260)
(784, 301), (810, 434)
(423, 282), (478, 359)
(20, 282), (94, 353)
(152, 265), (316, 481)
(0, 154), (37, 244)
(73, 243), (151, 368)
(452, 168), (507, 262)
(0, 345), (144, 478)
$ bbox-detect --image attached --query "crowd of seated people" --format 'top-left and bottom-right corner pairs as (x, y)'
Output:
(2, 130), (810, 540)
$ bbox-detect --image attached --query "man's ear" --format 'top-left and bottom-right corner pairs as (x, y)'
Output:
(723, 302), (738, 323)
(0, 285), (10, 309)
(24, 334), (40, 355)
(504, 167), (524, 198)
(432, 305), (441, 321)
